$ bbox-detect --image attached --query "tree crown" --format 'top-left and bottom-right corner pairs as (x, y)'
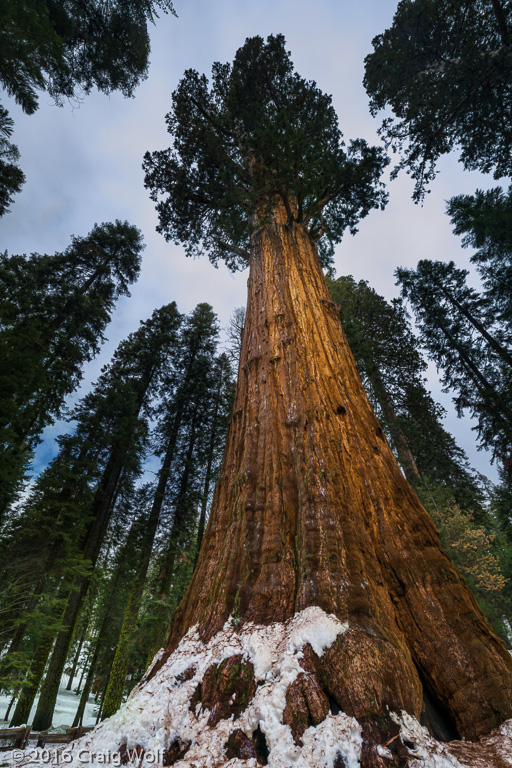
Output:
(144, 34), (388, 269)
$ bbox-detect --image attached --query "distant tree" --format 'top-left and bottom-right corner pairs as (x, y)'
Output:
(225, 306), (245, 370)
(0, 220), (143, 518)
(448, 185), (512, 330)
(195, 352), (234, 552)
(396, 260), (512, 465)
(71, 491), (152, 727)
(12, 303), (181, 731)
(101, 303), (221, 718)
(0, 106), (24, 215)
(364, 0), (512, 199)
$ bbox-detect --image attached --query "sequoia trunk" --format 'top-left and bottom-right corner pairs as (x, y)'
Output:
(167, 213), (512, 740)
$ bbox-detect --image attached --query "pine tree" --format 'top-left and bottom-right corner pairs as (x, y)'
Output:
(143, 34), (512, 748)
(447, 185), (512, 330)
(0, 105), (24, 215)
(396, 260), (512, 465)
(101, 304), (221, 717)
(30, 303), (181, 731)
(0, 303), (179, 730)
(0, 220), (144, 518)
(196, 353), (234, 552)
(0, 0), (177, 215)
(0, 0), (177, 116)
(71, 492), (153, 727)
(364, 0), (512, 199)
(101, 310), (235, 717)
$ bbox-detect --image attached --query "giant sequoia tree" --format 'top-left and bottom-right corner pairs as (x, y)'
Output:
(142, 35), (512, 757)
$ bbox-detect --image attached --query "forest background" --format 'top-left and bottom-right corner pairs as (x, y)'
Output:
(1, 0), (498, 478)
(1, 0), (511, 733)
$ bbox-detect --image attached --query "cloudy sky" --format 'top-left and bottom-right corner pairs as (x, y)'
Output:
(0, 0), (499, 479)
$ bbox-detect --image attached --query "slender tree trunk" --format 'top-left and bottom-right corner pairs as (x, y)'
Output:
(158, 212), (512, 741)
(75, 639), (94, 695)
(369, 369), (421, 484)
(66, 627), (86, 691)
(437, 320), (512, 429)
(4, 696), (16, 722)
(10, 632), (55, 726)
(145, 419), (200, 665)
(31, 450), (126, 731)
(490, 0), (510, 45)
(438, 283), (512, 368)
(8, 577), (73, 727)
(196, 379), (223, 555)
(72, 515), (144, 726)
(100, 584), (141, 719)
(101, 404), (195, 717)
(145, 549), (177, 667)
(32, 355), (157, 731)
(72, 622), (109, 728)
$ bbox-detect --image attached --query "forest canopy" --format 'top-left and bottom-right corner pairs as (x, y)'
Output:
(364, 0), (512, 199)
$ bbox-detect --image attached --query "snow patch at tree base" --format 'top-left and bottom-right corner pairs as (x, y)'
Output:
(9, 607), (512, 768)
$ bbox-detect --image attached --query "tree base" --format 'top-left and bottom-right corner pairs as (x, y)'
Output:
(38, 608), (512, 768)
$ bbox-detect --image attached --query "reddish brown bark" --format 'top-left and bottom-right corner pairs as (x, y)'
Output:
(190, 654), (257, 727)
(167, 209), (512, 740)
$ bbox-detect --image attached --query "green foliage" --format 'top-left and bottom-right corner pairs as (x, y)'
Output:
(0, 304), (180, 715)
(0, 0), (176, 115)
(0, 0), (176, 216)
(493, 467), (512, 544)
(364, 0), (512, 199)
(98, 306), (234, 716)
(423, 488), (511, 641)
(396, 259), (512, 464)
(0, 220), (144, 517)
(143, 33), (388, 270)
(448, 185), (512, 330)
(0, 106), (24, 215)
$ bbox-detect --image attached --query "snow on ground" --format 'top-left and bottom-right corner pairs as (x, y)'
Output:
(0, 680), (98, 729)
(0, 607), (511, 767)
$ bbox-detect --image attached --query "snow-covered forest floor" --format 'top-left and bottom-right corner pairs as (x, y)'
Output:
(1, 608), (510, 768)
(0, 680), (98, 730)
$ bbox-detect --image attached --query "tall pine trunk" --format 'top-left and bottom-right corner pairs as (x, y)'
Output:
(369, 369), (421, 484)
(145, 416), (200, 665)
(10, 632), (56, 726)
(66, 627), (86, 690)
(162, 213), (512, 740)
(30, 451), (126, 731)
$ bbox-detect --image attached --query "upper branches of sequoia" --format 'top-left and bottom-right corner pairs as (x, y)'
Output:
(143, 34), (388, 270)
